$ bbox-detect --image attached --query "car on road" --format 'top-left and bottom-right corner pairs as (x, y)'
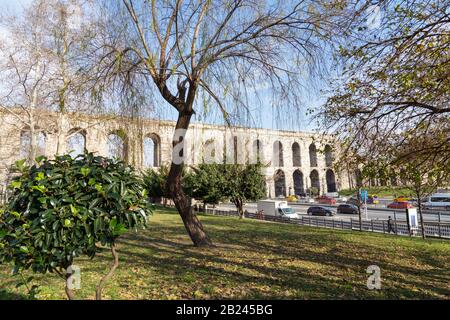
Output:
(394, 196), (411, 202)
(387, 201), (414, 209)
(337, 204), (359, 214)
(298, 197), (315, 204)
(315, 196), (337, 205)
(422, 193), (450, 210)
(367, 195), (379, 204)
(286, 195), (298, 202)
(307, 206), (336, 216)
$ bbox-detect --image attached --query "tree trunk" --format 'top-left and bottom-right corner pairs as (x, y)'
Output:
(29, 118), (37, 165)
(417, 197), (426, 239)
(96, 244), (119, 300)
(235, 200), (244, 219)
(167, 111), (212, 247)
(55, 112), (65, 156)
(64, 272), (75, 300)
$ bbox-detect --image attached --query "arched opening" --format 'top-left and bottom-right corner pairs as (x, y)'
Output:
(107, 130), (128, 161)
(326, 169), (337, 193)
(202, 139), (216, 164)
(273, 141), (284, 167)
(253, 139), (263, 163)
(293, 170), (305, 196)
(274, 170), (286, 198)
(292, 142), (301, 167)
(325, 145), (334, 167)
(309, 143), (318, 167)
(310, 170), (320, 195)
(67, 129), (86, 158)
(144, 133), (160, 167)
(20, 128), (46, 161)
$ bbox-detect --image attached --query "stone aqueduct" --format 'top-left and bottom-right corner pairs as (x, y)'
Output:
(0, 110), (350, 197)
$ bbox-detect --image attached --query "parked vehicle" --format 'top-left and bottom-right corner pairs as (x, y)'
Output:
(315, 196), (337, 205)
(337, 204), (358, 214)
(307, 206), (336, 216)
(387, 201), (414, 209)
(325, 192), (339, 198)
(298, 197), (315, 204)
(394, 196), (411, 202)
(286, 195), (298, 202)
(257, 200), (299, 219)
(422, 193), (450, 210)
(367, 195), (379, 204)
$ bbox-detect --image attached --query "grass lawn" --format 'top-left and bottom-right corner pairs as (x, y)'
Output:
(1, 207), (449, 300)
(339, 186), (413, 198)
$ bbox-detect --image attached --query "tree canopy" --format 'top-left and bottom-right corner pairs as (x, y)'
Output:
(316, 0), (449, 172)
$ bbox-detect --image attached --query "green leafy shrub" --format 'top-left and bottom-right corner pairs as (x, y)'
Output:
(0, 153), (152, 300)
(186, 163), (267, 218)
(142, 165), (192, 204)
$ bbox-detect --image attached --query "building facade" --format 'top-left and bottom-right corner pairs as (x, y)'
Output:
(0, 109), (350, 197)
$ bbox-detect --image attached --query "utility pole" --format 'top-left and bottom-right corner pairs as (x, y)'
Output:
(357, 188), (362, 231)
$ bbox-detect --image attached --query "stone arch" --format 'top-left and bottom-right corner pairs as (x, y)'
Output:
(143, 133), (161, 167)
(274, 169), (286, 197)
(326, 169), (337, 193)
(202, 138), (216, 164)
(67, 128), (86, 158)
(292, 142), (301, 167)
(293, 169), (305, 196)
(107, 130), (128, 161)
(325, 145), (334, 167)
(309, 143), (318, 167)
(310, 169), (320, 195)
(273, 140), (284, 167)
(20, 126), (46, 160)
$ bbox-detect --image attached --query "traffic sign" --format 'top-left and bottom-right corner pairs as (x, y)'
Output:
(360, 190), (368, 202)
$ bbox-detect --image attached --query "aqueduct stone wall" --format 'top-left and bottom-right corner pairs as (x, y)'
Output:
(0, 109), (350, 197)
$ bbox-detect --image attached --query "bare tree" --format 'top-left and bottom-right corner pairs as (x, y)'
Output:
(93, 0), (356, 246)
(0, 0), (108, 162)
(43, 0), (101, 155)
(0, 1), (53, 164)
(316, 0), (450, 168)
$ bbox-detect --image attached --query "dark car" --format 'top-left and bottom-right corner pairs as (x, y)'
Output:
(307, 206), (336, 216)
(337, 204), (358, 214)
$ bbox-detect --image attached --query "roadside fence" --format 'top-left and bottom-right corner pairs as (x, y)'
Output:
(195, 207), (450, 239)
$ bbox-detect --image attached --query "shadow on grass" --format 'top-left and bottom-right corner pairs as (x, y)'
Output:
(0, 289), (29, 300)
(113, 215), (450, 299)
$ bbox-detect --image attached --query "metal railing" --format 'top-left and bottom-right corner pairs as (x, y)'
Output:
(196, 207), (450, 239)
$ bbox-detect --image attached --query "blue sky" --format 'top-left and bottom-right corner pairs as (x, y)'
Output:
(0, 0), (326, 132)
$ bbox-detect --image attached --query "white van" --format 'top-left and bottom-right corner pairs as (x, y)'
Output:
(257, 200), (300, 219)
(422, 193), (450, 210)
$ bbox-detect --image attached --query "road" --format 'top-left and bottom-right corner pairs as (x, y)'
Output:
(215, 202), (450, 223)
